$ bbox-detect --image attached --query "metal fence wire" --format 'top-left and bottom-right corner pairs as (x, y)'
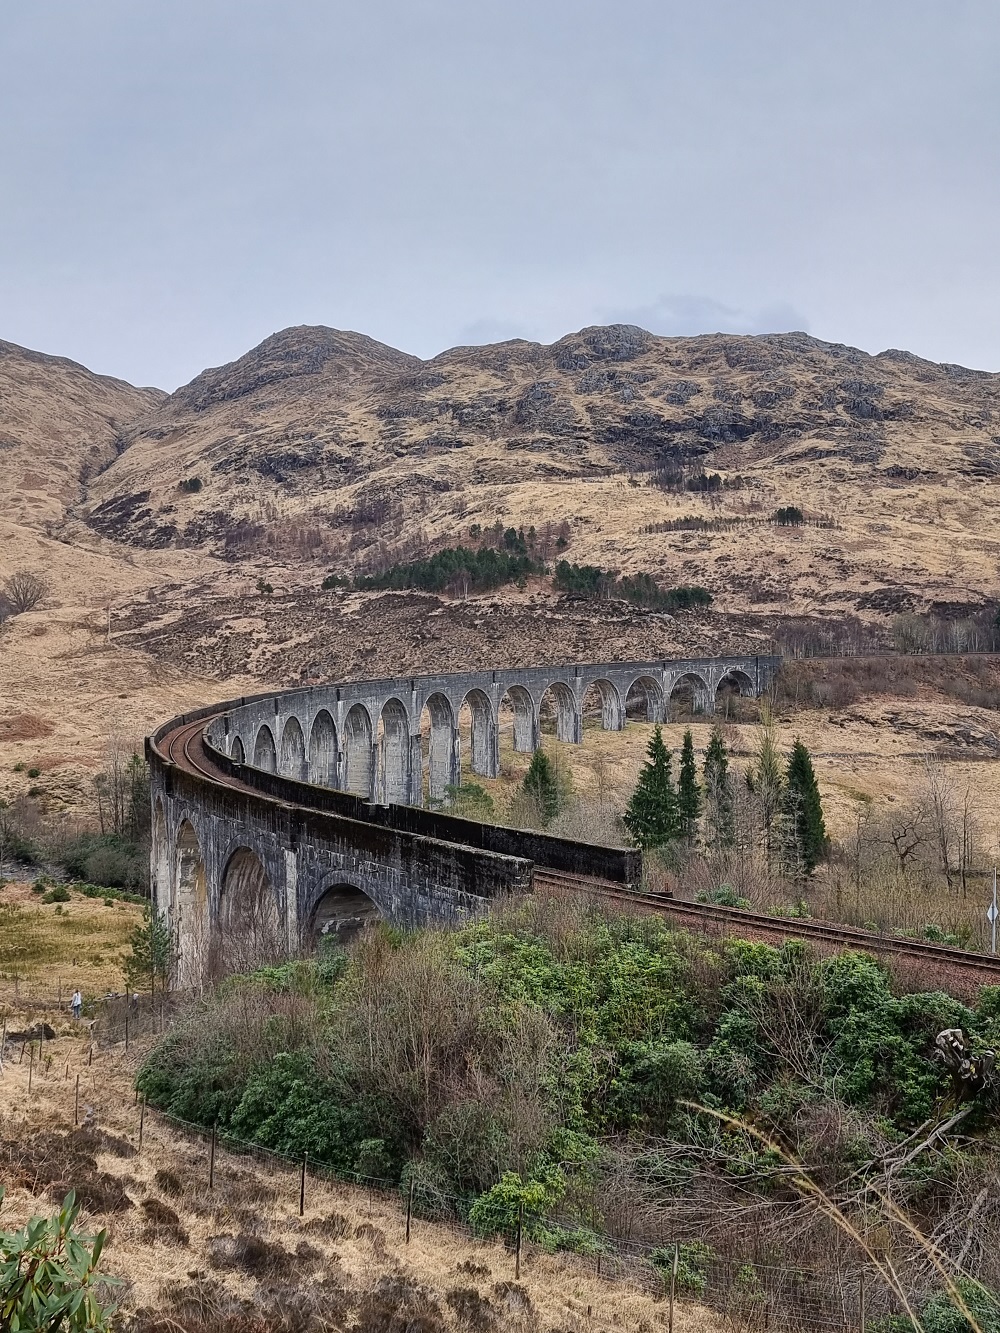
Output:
(143, 1105), (908, 1333)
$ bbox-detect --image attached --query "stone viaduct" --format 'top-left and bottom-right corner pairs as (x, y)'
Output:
(148, 652), (780, 984)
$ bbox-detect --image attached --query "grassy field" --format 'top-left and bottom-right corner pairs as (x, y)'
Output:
(0, 880), (145, 1006)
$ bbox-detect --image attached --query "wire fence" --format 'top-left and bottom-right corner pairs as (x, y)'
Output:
(0, 995), (934, 1332)
(144, 1103), (906, 1332)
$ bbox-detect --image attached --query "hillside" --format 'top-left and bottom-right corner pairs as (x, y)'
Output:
(0, 339), (163, 528)
(70, 323), (1000, 624)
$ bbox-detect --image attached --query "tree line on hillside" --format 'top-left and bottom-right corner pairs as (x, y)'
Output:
(337, 542), (713, 610)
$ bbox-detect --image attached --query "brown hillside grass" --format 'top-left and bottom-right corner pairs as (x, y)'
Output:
(0, 1027), (724, 1333)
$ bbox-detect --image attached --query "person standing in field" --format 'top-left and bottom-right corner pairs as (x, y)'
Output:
(70, 989), (82, 1020)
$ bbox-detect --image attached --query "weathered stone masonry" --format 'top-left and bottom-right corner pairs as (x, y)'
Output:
(149, 653), (780, 983)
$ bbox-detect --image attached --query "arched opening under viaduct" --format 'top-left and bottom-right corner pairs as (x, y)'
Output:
(715, 669), (757, 722)
(498, 686), (535, 757)
(308, 709), (339, 787)
(279, 717), (307, 781)
(460, 689), (498, 778)
(308, 883), (381, 947)
(213, 847), (284, 975)
(668, 673), (711, 721)
(581, 679), (624, 732)
(174, 819), (208, 986)
(230, 735), (245, 764)
(419, 693), (457, 804)
(253, 724), (278, 772)
(377, 698), (411, 804)
(538, 681), (579, 743)
(625, 675), (664, 723)
(344, 704), (374, 798)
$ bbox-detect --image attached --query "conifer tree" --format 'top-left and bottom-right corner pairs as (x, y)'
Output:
(747, 706), (784, 863)
(702, 725), (733, 849)
(678, 729), (701, 844)
(783, 739), (827, 874)
(522, 749), (561, 826)
(623, 725), (680, 850)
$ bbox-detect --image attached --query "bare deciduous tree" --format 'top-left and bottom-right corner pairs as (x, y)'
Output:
(4, 569), (49, 613)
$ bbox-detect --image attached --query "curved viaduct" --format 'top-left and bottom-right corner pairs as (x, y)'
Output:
(148, 653), (777, 983)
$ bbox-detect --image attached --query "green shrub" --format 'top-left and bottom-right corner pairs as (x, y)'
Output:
(42, 885), (71, 903)
(355, 546), (544, 596)
(881, 1279), (1000, 1332)
(179, 476), (202, 493)
(321, 573), (349, 590)
(650, 1241), (715, 1296)
(468, 1169), (566, 1240)
(26, 766), (41, 779)
(0, 1188), (119, 1331)
(774, 505), (804, 526)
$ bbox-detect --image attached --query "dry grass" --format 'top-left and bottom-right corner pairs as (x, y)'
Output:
(0, 1029), (725, 1332)
(0, 711), (55, 741)
(0, 880), (144, 1004)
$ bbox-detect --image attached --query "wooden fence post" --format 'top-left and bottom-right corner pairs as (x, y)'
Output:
(667, 1242), (677, 1333)
(859, 1269), (866, 1333)
(27, 1042), (33, 1094)
(125, 1012), (129, 1052)
(300, 1154), (307, 1216)
(406, 1179), (414, 1244)
(515, 1202), (523, 1280)
(74, 1073), (80, 1127)
(209, 1123), (217, 1190)
(138, 1095), (146, 1152)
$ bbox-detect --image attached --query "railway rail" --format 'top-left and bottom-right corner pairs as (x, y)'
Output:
(156, 710), (1000, 998)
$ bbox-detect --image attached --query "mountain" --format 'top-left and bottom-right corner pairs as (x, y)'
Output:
(77, 323), (1000, 621)
(0, 340), (164, 527)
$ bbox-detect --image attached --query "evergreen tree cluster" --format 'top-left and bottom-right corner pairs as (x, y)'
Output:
(553, 561), (713, 613)
(354, 545), (544, 595)
(623, 724), (827, 874)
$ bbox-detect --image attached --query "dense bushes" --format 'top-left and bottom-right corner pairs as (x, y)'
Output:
(138, 903), (997, 1254)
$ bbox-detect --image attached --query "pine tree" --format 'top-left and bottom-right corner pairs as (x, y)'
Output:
(123, 908), (176, 995)
(702, 725), (733, 849)
(747, 706), (784, 863)
(783, 739), (827, 874)
(678, 729), (701, 844)
(522, 749), (561, 826)
(623, 725), (680, 850)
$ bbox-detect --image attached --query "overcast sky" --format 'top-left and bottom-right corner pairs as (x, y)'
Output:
(2, 1), (998, 389)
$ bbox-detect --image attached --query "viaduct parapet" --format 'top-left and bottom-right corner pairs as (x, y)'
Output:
(148, 652), (780, 984)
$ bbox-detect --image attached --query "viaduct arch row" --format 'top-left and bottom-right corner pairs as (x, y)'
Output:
(148, 653), (780, 984)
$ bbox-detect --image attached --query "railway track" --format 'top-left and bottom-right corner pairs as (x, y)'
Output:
(156, 712), (1000, 996)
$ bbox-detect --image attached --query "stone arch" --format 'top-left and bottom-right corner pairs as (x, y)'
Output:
(279, 716), (307, 781)
(460, 688), (499, 778)
(668, 672), (712, 719)
(625, 675), (664, 722)
(151, 797), (169, 910)
(174, 818), (208, 987)
(377, 697), (411, 804)
(581, 678), (624, 731)
(498, 685), (536, 754)
(344, 703), (374, 798)
(308, 709), (339, 786)
(419, 692), (458, 804)
(213, 847), (284, 976)
(538, 680), (580, 743)
(253, 723), (278, 772)
(715, 668), (757, 722)
(230, 735), (246, 764)
(308, 882), (381, 947)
